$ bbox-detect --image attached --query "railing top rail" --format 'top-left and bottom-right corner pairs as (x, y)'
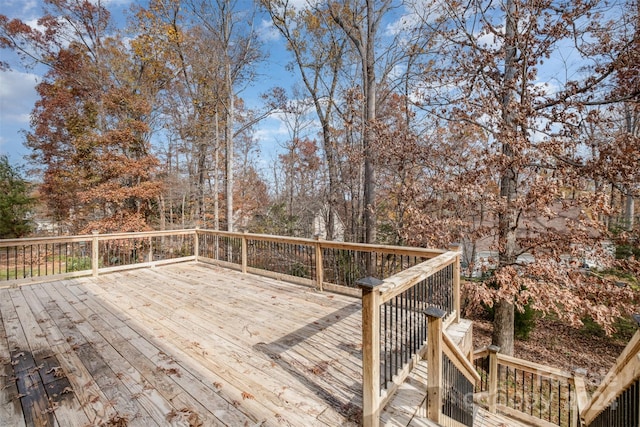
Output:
(0, 229), (198, 247)
(0, 234), (95, 247)
(443, 331), (481, 383)
(377, 251), (458, 303)
(196, 229), (447, 258)
(581, 328), (640, 424)
(96, 229), (196, 240)
(496, 353), (574, 382)
(473, 345), (575, 382)
(318, 240), (446, 258)
(2, 229), (447, 258)
(473, 347), (491, 359)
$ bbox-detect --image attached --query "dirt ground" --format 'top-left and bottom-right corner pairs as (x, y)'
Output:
(471, 315), (631, 389)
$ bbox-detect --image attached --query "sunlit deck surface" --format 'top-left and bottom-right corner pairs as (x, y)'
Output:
(0, 262), (364, 426)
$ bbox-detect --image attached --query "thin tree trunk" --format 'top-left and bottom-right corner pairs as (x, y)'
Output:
(214, 112), (220, 231)
(625, 193), (635, 231)
(225, 63), (234, 232)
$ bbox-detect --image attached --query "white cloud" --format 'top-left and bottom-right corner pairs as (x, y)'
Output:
(0, 70), (39, 123)
(476, 31), (502, 51)
(0, 0), (38, 17)
(258, 19), (281, 43)
(385, 13), (421, 37)
(253, 116), (290, 144)
(0, 70), (39, 161)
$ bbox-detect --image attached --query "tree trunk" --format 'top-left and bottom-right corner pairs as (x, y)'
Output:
(625, 192), (635, 231)
(493, 0), (518, 356)
(197, 138), (207, 227)
(214, 112), (220, 231)
(363, 0), (376, 247)
(225, 62), (234, 232)
(492, 300), (515, 355)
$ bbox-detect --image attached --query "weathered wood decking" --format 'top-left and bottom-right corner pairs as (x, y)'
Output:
(1, 261), (516, 427)
(1, 262), (364, 426)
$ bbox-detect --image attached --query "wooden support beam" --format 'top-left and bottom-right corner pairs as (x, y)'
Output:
(241, 231), (248, 274)
(315, 235), (324, 292)
(487, 345), (500, 414)
(358, 277), (383, 427)
(91, 231), (99, 277)
(193, 228), (199, 262)
(448, 244), (462, 324)
(425, 306), (445, 424)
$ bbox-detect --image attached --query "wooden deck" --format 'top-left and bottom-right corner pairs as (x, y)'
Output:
(0, 262), (364, 426)
(0, 261), (528, 427)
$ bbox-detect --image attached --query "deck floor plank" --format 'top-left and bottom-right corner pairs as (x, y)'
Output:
(62, 277), (251, 427)
(19, 285), (93, 427)
(50, 280), (184, 427)
(0, 261), (529, 427)
(119, 268), (364, 385)
(91, 267), (358, 426)
(0, 292), (26, 427)
(0, 262), (364, 426)
(141, 265), (365, 380)
(1, 286), (54, 427)
(38, 282), (157, 427)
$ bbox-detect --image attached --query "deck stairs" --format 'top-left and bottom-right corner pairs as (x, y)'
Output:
(380, 318), (533, 427)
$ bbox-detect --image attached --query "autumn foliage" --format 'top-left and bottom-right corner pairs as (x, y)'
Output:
(1, 0), (638, 348)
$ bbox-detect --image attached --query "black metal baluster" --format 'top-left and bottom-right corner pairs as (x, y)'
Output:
(548, 379), (552, 422)
(394, 294), (399, 379)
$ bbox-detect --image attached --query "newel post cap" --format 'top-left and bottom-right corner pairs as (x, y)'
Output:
(487, 345), (501, 353)
(423, 306), (446, 319)
(356, 276), (383, 290)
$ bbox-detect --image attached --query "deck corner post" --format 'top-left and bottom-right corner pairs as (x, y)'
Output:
(358, 276), (384, 427)
(314, 235), (324, 292)
(424, 306), (446, 424)
(448, 243), (462, 324)
(194, 228), (200, 262)
(241, 231), (248, 274)
(487, 344), (501, 413)
(91, 230), (99, 277)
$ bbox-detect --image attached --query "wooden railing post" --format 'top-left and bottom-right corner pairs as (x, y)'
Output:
(148, 236), (154, 263)
(487, 344), (501, 413)
(315, 235), (324, 292)
(358, 276), (384, 427)
(91, 231), (99, 277)
(448, 243), (461, 324)
(241, 231), (248, 274)
(573, 368), (589, 427)
(424, 306), (446, 424)
(194, 228), (199, 262)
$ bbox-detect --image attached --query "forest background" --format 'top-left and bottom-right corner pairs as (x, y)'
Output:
(1, 0), (639, 355)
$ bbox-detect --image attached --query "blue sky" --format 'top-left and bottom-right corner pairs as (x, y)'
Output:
(0, 0), (297, 170)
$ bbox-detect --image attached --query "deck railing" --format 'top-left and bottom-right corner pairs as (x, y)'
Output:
(0, 230), (196, 282)
(0, 229), (444, 289)
(473, 346), (579, 427)
(474, 317), (640, 427)
(425, 307), (480, 427)
(578, 321), (640, 427)
(357, 248), (467, 427)
(0, 229), (465, 427)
